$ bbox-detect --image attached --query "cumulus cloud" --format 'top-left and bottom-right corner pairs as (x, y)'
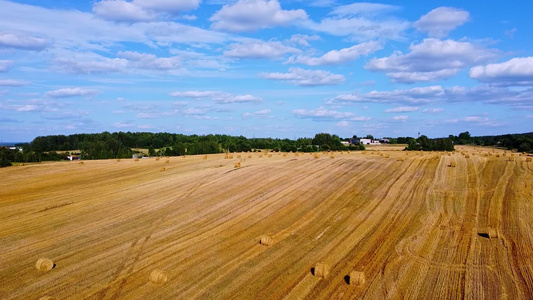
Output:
(260, 67), (345, 86)
(286, 41), (382, 66)
(133, 0), (200, 13)
(93, 0), (201, 22)
(118, 51), (180, 70)
(303, 3), (408, 42)
(329, 86), (444, 105)
(53, 51), (183, 74)
(114, 121), (134, 128)
(93, 0), (155, 22)
(293, 106), (369, 121)
(392, 115), (408, 121)
(210, 0), (308, 32)
(0, 32), (48, 50)
(329, 85), (533, 110)
(422, 108), (444, 113)
(365, 38), (498, 83)
(384, 106), (419, 113)
(242, 109), (273, 118)
(170, 90), (263, 104)
(414, 7), (470, 38)
(45, 88), (101, 98)
(286, 34), (320, 47)
(0, 79), (28, 86)
(0, 60), (13, 72)
(329, 2), (400, 16)
(224, 40), (300, 59)
(0, 1), (228, 52)
(469, 57), (533, 86)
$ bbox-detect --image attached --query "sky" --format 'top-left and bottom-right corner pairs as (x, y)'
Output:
(0, 0), (532, 142)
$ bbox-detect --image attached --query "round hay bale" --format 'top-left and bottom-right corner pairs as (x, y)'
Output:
(465, 154), (470, 158)
(78, 161), (84, 165)
(203, 155), (208, 160)
(488, 228), (498, 239)
(155, 157), (160, 161)
(313, 263), (330, 279)
(116, 159), (120, 162)
(330, 155), (335, 159)
(526, 157), (532, 162)
(349, 271), (366, 286)
(160, 167), (166, 172)
(149, 269), (168, 284)
(36, 258), (54, 272)
(234, 162), (241, 168)
(237, 155), (241, 158)
(448, 162), (456, 167)
(385, 154), (390, 158)
(165, 159), (169, 163)
(259, 235), (273, 246)
(135, 158), (139, 161)
(509, 157), (515, 161)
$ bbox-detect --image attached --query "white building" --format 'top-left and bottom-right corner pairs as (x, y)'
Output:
(359, 139), (381, 145)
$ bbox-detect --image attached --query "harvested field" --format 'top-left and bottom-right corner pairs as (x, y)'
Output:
(1, 146), (532, 299)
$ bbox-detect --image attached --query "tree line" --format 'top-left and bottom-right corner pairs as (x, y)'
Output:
(1, 131), (531, 168)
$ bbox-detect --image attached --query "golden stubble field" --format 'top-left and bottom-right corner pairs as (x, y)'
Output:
(1, 146), (532, 299)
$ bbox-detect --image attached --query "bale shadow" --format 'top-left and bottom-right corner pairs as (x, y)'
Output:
(344, 275), (350, 285)
(478, 233), (490, 239)
(310, 267), (315, 276)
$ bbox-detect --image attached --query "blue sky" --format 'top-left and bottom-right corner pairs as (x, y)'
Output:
(0, 0), (532, 142)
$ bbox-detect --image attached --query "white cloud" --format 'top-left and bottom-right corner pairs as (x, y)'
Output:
(53, 51), (185, 74)
(0, 32), (48, 50)
(422, 108), (444, 113)
(180, 14), (198, 21)
(223, 94), (262, 104)
(0, 1), (228, 52)
(170, 90), (227, 98)
(182, 107), (209, 115)
(137, 124), (155, 129)
(469, 57), (533, 86)
(366, 38), (498, 83)
(210, 0), (308, 32)
(0, 60), (13, 72)
(286, 41), (382, 66)
(45, 88), (101, 98)
(0, 79), (29, 86)
(93, 0), (156, 22)
(414, 7), (470, 38)
(260, 67), (345, 86)
(93, 0), (200, 22)
(329, 3), (399, 16)
(293, 106), (369, 122)
(330, 85), (533, 110)
(329, 86), (444, 105)
(242, 109), (272, 118)
(133, 0), (200, 13)
(392, 115), (408, 121)
(118, 51), (180, 70)
(385, 106), (419, 113)
(286, 34), (320, 47)
(170, 90), (262, 104)
(224, 40), (300, 59)
(114, 121), (134, 128)
(336, 120), (349, 127)
(303, 4), (409, 42)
